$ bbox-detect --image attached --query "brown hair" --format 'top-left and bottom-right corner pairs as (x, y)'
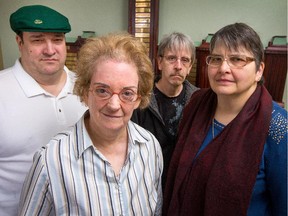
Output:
(210, 23), (264, 71)
(74, 32), (154, 108)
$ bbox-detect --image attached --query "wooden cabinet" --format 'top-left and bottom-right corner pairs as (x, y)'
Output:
(195, 34), (213, 88)
(65, 36), (86, 71)
(128, 0), (159, 72)
(263, 36), (287, 106)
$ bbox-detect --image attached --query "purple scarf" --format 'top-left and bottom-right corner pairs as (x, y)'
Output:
(163, 85), (272, 216)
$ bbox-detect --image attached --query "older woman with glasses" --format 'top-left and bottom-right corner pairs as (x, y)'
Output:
(163, 23), (287, 216)
(19, 32), (163, 215)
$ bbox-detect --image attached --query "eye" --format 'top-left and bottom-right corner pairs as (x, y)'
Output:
(210, 56), (222, 63)
(94, 87), (111, 97)
(120, 89), (137, 101)
(31, 39), (44, 43)
(121, 89), (135, 97)
(181, 57), (191, 64)
(167, 56), (177, 62)
(229, 56), (246, 63)
(53, 38), (64, 43)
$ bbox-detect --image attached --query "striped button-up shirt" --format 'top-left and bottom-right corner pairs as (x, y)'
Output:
(19, 116), (163, 216)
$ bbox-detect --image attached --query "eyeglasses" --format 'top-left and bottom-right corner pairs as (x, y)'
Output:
(89, 85), (139, 104)
(161, 55), (192, 67)
(206, 55), (255, 68)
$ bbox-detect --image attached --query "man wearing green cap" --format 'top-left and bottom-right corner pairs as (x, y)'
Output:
(0, 5), (87, 216)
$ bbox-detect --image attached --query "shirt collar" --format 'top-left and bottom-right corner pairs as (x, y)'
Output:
(75, 113), (151, 159)
(74, 112), (94, 159)
(13, 59), (74, 98)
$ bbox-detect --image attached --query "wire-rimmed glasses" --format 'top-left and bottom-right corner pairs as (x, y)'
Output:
(89, 84), (139, 104)
(206, 55), (255, 68)
(161, 55), (192, 67)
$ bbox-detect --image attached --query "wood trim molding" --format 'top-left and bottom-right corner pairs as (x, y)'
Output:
(128, 0), (159, 71)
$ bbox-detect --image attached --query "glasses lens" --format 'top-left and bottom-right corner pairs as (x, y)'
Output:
(180, 57), (191, 66)
(206, 55), (254, 68)
(165, 55), (177, 63)
(90, 85), (138, 103)
(206, 56), (222, 66)
(228, 56), (248, 68)
(119, 89), (138, 103)
(164, 55), (191, 66)
(93, 87), (111, 99)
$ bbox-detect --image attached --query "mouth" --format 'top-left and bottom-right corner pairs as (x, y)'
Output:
(216, 78), (234, 84)
(103, 113), (122, 119)
(171, 74), (183, 79)
(41, 58), (58, 62)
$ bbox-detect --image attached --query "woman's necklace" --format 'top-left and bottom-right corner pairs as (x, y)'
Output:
(212, 118), (215, 139)
(212, 118), (226, 139)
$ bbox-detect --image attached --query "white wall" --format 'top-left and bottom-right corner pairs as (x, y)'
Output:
(159, 0), (287, 46)
(0, 0), (128, 68)
(158, 0), (287, 107)
(0, 0), (287, 106)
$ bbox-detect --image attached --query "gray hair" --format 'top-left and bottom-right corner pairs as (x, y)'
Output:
(158, 32), (196, 64)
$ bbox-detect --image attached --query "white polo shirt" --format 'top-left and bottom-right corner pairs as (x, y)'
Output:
(0, 59), (87, 216)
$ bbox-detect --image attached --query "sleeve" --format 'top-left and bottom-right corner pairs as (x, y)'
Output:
(18, 148), (54, 216)
(265, 108), (287, 215)
(154, 137), (164, 216)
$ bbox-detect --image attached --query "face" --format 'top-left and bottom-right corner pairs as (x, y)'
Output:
(84, 59), (140, 134)
(208, 42), (264, 99)
(158, 48), (192, 87)
(16, 32), (67, 78)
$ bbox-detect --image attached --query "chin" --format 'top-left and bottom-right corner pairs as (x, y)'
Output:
(212, 86), (234, 95)
(105, 121), (126, 130)
(171, 80), (183, 86)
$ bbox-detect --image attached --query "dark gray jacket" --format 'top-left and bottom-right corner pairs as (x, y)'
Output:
(131, 80), (199, 190)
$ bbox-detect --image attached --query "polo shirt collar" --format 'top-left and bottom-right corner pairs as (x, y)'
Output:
(12, 59), (73, 98)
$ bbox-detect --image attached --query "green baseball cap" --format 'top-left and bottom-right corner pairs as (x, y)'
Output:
(10, 5), (71, 34)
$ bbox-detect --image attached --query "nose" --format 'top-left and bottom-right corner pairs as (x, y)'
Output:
(44, 41), (56, 55)
(218, 58), (231, 73)
(107, 94), (121, 110)
(174, 58), (183, 69)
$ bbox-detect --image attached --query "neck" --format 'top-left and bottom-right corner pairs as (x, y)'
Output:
(214, 86), (257, 124)
(20, 58), (67, 96)
(37, 70), (67, 96)
(214, 99), (244, 125)
(84, 115), (128, 149)
(84, 116), (128, 176)
(156, 80), (183, 97)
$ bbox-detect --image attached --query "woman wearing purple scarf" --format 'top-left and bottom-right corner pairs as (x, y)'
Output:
(163, 23), (287, 216)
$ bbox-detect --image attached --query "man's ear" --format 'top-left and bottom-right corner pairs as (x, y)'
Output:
(187, 63), (193, 75)
(157, 56), (163, 71)
(16, 35), (23, 47)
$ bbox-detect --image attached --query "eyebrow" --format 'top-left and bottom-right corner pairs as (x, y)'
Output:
(166, 54), (190, 58)
(92, 82), (109, 87)
(92, 82), (138, 89)
(29, 34), (45, 38)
